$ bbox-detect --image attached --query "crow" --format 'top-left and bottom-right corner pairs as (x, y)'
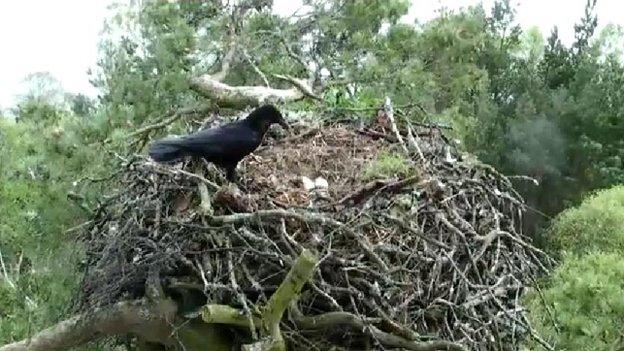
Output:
(148, 104), (288, 182)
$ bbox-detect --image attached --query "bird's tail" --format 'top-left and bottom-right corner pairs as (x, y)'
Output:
(148, 138), (186, 162)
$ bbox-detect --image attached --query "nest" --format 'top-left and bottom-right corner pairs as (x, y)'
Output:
(78, 118), (550, 350)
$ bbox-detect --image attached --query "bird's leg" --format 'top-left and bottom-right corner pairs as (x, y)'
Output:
(225, 163), (247, 191)
(194, 163), (213, 216)
(225, 166), (237, 183)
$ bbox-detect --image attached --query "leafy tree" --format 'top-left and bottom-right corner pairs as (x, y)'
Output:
(525, 252), (624, 350)
(548, 185), (624, 256)
(0, 81), (112, 346)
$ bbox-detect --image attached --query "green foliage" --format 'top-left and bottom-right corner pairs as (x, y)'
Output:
(549, 185), (624, 256)
(14, 99), (64, 125)
(363, 152), (413, 180)
(525, 252), (624, 350)
(93, 0), (198, 128)
(0, 104), (110, 344)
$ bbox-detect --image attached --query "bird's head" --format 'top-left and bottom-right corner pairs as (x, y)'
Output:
(245, 104), (289, 132)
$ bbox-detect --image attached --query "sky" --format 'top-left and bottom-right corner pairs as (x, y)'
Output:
(0, 0), (622, 109)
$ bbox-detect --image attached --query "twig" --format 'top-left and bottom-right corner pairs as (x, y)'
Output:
(277, 34), (309, 72)
(226, 237), (257, 340)
(195, 165), (213, 216)
(0, 248), (15, 289)
(243, 49), (270, 87)
(262, 249), (318, 343)
(272, 74), (322, 101)
(383, 97), (408, 154)
(130, 104), (212, 139)
(213, 24), (237, 82)
(407, 124), (427, 164)
(384, 215), (451, 250)
(210, 209), (388, 272)
(293, 311), (466, 351)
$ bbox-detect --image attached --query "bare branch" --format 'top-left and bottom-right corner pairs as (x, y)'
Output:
(209, 209), (388, 272)
(277, 34), (309, 72)
(128, 104), (213, 139)
(384, 97), (408, 154)
(0, 299), (178, 351)
(272, 74), (322, 101)
(189, 75), (312, 108)
(243, 49), (270, 87)
(293, 312), (466, 351)
(213, 25), (238, 82)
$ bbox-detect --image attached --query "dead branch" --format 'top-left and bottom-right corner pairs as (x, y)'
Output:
(291, 311), (466, 351)
(243, 49), (270, 87)
(277, 34), (309, 73)
(128, 104), (213, 139)
(335, 175), (420, 209)
(272, 74), (322, 101)
(383, 97), (409, 154)
(210, 208), (388, 272)
(213, 25), (238, 82)
(0, 299), (177, 351)
(189, 76), (311, 108)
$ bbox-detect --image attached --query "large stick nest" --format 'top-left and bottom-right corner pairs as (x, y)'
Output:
(78, 112), (550, 350)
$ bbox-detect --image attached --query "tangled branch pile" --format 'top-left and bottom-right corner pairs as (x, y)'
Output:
(78, 110), (550, 350)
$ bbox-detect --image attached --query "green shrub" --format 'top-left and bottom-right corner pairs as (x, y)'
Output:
(549, 185), (624, 255)
(525, 253), (624, 350)
(363, 151), (414, 180)
(0, 115), (107, 345)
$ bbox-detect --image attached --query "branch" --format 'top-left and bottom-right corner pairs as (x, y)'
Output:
(0, 248), (15, 289)
(243, 49), (270, 87)
(384, 215), (452, 250)
(334, 175), (420, 209)
(383, 97), (408, 154)
(200, 303), (466, 351)
(262, 249), (318, 339)
(188, 16), (321, 109)
(128, 104), (213, 139)
(292, 312), (466, 351)
(209, 209), (388, 271)
(202, 304), (261, 328)
(277, 34), (309, 72)
(195, 165), (213, 216)
(0, 299), (178, 351)
(189, 75), (311, 109)
(272, 74), (322, 101)
(100, 104), (213, 145)
(213, 25), (238, 82)
(200, 250), (319, 351)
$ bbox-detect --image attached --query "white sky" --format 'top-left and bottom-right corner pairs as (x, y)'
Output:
(0, 0), (622, 109)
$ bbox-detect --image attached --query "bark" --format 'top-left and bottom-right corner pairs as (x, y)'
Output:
(189, 75), (311, 109)
(0, 299), (177, 351)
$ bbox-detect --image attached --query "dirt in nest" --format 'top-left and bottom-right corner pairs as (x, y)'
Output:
(242, 124), (391, 208)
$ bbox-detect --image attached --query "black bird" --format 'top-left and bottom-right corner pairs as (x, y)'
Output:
(148, 104), (288, 181)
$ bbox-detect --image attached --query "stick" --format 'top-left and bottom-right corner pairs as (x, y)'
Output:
(0, 299), (178, 351)
(384, 97), (408, 154)
(262, 249), (318, 339)
(210, 209), (388, 272)
(293, 312), (466, 351)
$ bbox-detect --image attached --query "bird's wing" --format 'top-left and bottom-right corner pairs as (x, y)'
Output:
(177, 123), (261, 160)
